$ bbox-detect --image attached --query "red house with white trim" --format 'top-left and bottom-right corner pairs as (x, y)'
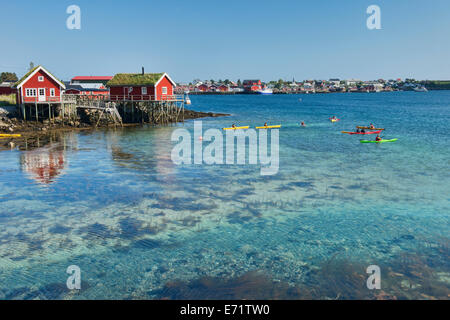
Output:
(217, 84), (230, 92)
(243, 80), (262, 93)
(197, 84), (209, 92)
(107, 72), (176, 101)
(14, 65), (66, 104)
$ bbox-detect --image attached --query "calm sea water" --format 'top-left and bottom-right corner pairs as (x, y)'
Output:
(0, 91), (449, 299)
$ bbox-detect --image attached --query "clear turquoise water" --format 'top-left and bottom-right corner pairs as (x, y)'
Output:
(0, 91), (449, 299)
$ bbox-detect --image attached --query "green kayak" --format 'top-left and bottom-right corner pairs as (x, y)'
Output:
(360, 138), (398, 143)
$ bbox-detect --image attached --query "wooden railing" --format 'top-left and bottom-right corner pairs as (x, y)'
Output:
(24, 96), (62, 103)
(62, 94), (185, 102)
(109, 94), (184, 101)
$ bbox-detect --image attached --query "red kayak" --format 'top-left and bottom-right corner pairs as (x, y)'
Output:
(341, 130), (382, 135)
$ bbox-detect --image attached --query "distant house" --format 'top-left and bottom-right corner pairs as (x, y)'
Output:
(71, 76), (113, 86)
(345, 79), (361, 86)
(107, 72), (176, 101)
(14, 65), (66, 104)
(65, 84), (109, 96)
(243, 80), (262, 92)
(68, 76), (111, 96)
(197, 84), (209, 92)
(217, 84), (229, 92)
(0, 82), (15, 95)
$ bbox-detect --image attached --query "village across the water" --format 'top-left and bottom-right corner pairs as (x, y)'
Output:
(176, 78), (449, 94)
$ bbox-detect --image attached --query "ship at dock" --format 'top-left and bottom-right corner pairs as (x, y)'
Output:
(256, 87), (273, 95)
(413, 85), (428, 92)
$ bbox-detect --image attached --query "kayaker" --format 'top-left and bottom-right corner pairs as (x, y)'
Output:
(369, 123), (375, 129)
(232, 124), (236, 129)
(356, 127), (360, 133)
(361, 128), (366, 133)
(301, 121), (306, 127)
(264, 122), (268, 127)
(375, 135), (382, 141)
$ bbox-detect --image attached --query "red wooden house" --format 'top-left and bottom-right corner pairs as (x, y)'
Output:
(71, 76), (113, 86)
(68, 76), (111, 96)
(217, 84), (230, 92)
(65, 85), (109, 96)
(0, 82), (15, 95)
(107, 72), (176, 101)
(197, 84), (209, 92)
(14, 65), (66, 104)
(243, 80), (262, 92)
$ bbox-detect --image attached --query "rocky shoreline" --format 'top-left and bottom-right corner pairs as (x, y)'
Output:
(0, 108), (230, 151)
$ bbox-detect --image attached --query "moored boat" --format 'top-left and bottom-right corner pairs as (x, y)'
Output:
(256, 88), (273, 95)
(414, 86), (428, 92)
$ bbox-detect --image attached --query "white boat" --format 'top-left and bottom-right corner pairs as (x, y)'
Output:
(414, 86), (428, 92)
(256, 88), (273, 95)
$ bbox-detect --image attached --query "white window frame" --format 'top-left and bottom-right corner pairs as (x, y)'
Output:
(141, 87), (147, 95)
(162, 87), (168, 95)
(26, 88), (37, 97)
(38, 76), (44, 82)
(50, 88), (55, 97)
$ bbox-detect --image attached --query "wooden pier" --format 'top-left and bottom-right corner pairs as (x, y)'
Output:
(18, 94), (186, 127)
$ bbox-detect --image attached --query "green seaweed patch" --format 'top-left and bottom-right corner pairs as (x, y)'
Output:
(79, 223), (114, 240)
(107, 73), (164, 86)
(48, 224), (72, 234)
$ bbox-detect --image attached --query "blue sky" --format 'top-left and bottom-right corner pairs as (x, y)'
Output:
(1, 0), (449, 82)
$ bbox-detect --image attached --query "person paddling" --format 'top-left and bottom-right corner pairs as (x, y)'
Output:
(232, 124), (236, 129)
(369, 123), (375, 129)
(375, 134), (382, 141)
(301, 121), (306, 127)
(264, 122), (268, 127)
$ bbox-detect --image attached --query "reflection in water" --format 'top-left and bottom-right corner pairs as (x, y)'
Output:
(20, 146), (66, 185)
(19, 132), (78, 185)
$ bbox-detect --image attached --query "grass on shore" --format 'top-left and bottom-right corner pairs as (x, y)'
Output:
(0, 94), (16, 107)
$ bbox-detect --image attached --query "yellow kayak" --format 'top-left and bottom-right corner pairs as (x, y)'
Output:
(0, 134), (21, 138)
(223, 126), (249, 130)
(256, 125), (281, 129)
